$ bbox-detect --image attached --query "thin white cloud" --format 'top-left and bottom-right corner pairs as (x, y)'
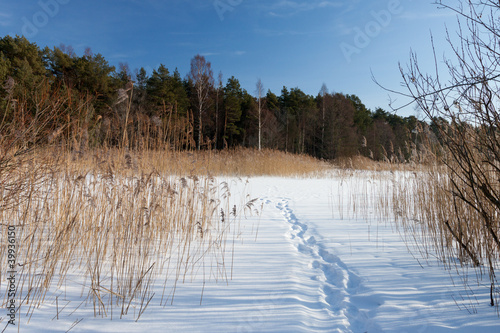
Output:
(334, 22), (354, 37)
(109, 53), (135, 60)
(200, 52), (221, 57)
(108, 49), (148, 61)
(254, 27), (310, 37)
(199, 51), (246, 57)
(0, 12), (13, 27)
(262, 0), (343, 17)
(339, 0), (361, 15)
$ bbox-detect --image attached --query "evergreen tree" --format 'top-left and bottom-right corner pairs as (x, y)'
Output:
(223, 76), (243, 147)
(147, 64), (171, 107)
(135, 67), (148, 91)
(0, 35), (424, 159)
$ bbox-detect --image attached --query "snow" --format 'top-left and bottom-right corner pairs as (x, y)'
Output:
(3, 173), (499, 332)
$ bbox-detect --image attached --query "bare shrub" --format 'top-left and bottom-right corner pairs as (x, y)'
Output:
(390, 0), (500, 308)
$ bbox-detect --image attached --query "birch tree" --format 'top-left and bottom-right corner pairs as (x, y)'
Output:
(256, 78), (264, 150)
(188, 55), (213, 150)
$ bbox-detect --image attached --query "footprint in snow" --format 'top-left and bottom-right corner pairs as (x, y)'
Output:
(274, 197), (379, 332)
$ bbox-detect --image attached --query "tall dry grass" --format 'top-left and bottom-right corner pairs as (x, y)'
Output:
(0, 142), (331, 325)
(390, 155), (500, 311)
(329, 143), (500, 312)
(0, 148), (257, 324)
(59, 147), (332, 178)
(333, 155), (417, 172)
(0, 78), (329, 326)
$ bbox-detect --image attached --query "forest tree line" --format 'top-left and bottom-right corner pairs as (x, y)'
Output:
(0, 35), (436, 161)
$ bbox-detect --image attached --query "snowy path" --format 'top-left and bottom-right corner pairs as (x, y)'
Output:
(5, 176), (500, 332)
(274, 197), (378, 332)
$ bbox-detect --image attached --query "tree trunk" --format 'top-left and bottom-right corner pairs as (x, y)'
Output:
(258, 96), (262, 151)
(215, 88), (219, 149)
(198, 100), (202, 150)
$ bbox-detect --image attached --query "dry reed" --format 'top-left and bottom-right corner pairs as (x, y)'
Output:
(59, 147), (331, 178)
(0, 147), (258, 325)
(330, 152), (500, 313)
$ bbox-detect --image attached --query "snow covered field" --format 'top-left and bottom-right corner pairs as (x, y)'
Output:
(4, 173), (500, 332)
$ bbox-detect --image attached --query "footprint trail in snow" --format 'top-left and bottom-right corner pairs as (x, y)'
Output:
(274, 198), (380, 333)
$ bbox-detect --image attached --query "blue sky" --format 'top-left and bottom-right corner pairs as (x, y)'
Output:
(0, 0), (459, 117)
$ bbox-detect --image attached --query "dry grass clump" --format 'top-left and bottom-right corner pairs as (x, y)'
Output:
(331, 156), (500, 312)
(0, 147), (256, 324)
(331, 142), (500, 312)
(391, 158), (500, 310)
(57, 147), (331, 178)
(333, 155), (420, 172)
(328, 168), (395, 222)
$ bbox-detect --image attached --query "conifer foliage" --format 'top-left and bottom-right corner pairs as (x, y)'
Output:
(0, 35), (430, 160)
